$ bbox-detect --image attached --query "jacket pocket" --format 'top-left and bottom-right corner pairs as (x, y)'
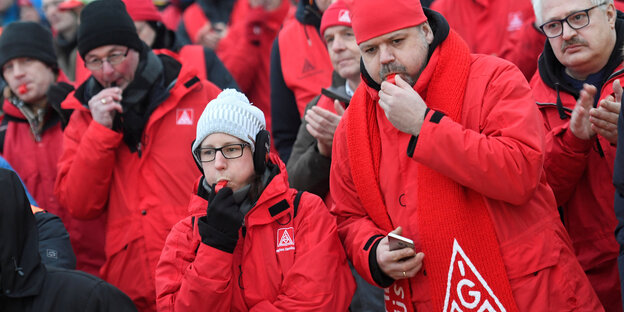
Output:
(501, 225), (596, 311)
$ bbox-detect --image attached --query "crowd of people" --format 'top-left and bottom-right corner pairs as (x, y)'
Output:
(1, 0), (624, 311)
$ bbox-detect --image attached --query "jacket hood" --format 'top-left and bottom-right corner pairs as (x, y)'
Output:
(0, 168), (45, 299)
(360, 8), (450, 92)
(295, 0), (323, 28)
(537, 12), (624, 97)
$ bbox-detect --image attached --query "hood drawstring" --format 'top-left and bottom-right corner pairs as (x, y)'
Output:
(13, 258), (23, 277)
(555, 83), (569, 120)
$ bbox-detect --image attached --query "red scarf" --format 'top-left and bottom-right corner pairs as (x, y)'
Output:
(346, 30), (518, 312)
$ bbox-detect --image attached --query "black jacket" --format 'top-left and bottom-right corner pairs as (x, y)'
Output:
(0, 168), (137, 312)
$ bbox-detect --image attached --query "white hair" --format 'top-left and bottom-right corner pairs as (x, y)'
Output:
(532, 0), (614, 25)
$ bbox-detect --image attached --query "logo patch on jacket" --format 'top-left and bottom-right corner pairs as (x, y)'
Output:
(443, 239), (506, 312)
(176, 109), (194, 125)
(276, 227), (295, 253)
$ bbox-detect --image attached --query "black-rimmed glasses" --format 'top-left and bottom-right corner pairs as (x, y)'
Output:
(84, 48), (130, 70)
(539, 2), (607, 38)
(195, 143), (250, 162)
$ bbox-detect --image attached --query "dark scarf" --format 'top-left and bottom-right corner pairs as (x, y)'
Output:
(75, 46), (181, 154)
(348, 10), (518, 312)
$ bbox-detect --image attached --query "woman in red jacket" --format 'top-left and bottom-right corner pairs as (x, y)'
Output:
(155, 89), (355, 311)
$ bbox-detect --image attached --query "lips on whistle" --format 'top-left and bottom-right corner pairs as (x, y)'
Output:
(18, 84), (28, 95)
(386, 73), (397, 85)
(215, 180), (228, 193)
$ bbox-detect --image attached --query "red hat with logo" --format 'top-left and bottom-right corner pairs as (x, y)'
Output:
(122, 0), (162, 22)
(320, 0), (352, 37)
(349, 0), (427, 45)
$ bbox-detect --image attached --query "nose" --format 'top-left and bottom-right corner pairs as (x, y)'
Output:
(101, 60), (116, 76)
(331, 35), (346, 53)
(213, 151), (228, 170)
(12, 62), (25, 77)
(379, 45), (395, 65)
(561, 21), (578, 40)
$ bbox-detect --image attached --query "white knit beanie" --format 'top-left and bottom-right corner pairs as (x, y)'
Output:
(192, 89), (266, 159)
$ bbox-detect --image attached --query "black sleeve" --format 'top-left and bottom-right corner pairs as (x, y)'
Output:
(369, 237), (395, 288)
(85, 280), (138, 312)
(176, 19), (193, 46)
(35, 212), (77, 270)
(286, 97), (331, 196)
(203, 47), (240, 91)
(270, 37), (301, 163)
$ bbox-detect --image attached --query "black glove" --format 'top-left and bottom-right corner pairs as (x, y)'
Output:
(47, 82), (74, 129)
(197, 187), (244, 253)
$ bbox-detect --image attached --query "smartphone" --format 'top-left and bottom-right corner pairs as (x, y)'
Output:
(321, 87), (351, 105)
(388, 233), (415, 251)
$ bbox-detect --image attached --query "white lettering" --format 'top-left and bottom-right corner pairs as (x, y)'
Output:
(457, 279), (480, 309)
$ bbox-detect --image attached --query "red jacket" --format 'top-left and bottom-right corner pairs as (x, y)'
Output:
(530, 47), (624, 310)
(430, 0), (534, 57)
(330, 50), (602, 310)
(54, 53), (221, 311)
(1, 95), (106, 277)
(155, 155), (355, 311)
(277, 15), (332, 117)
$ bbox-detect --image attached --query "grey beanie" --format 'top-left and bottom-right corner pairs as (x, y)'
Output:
(192, 89), (265, 160)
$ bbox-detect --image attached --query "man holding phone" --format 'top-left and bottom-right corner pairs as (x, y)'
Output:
(330, 0), (601, 310)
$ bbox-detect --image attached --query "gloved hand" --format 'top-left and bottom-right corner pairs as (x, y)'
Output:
(197, 186), (244, 253)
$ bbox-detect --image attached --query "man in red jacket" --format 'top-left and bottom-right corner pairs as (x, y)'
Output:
(0, 21), (107, 278)
(155, 89), (355, 311)
(330, 0), (602, 310)
(529, 0), (624, 310)
(54, 0), (221, 311)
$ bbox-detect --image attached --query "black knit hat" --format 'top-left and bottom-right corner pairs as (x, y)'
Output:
(77, 0), (143, 59)
(0, 22), (57, 71)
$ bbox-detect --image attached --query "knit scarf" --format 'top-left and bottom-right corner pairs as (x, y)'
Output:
(346, 30), (518, 312)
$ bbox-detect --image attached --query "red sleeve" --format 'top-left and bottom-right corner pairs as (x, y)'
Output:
(54, 110), (123, 219)
(155, 214), (236, 312)
(542, 123), (593, 205)
(413, 58), (546, 206)
(182, 4), (210, 44)
(330, 114), (388, 287)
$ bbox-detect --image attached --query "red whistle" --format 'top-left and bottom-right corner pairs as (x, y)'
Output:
(386, 74), (397, 85)
(215, 180), (228, 193)
(18, 84), (27, 95)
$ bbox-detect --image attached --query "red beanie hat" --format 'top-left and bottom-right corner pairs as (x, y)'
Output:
(122, 0), (162, 22)
(350, 0), (427, 45)
(320, 0), (352, 37)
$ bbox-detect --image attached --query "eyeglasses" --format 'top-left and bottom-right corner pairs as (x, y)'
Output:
(84, 48), (130, 70)
(539, 2), (607, 38)
(195, 143), (250, 162)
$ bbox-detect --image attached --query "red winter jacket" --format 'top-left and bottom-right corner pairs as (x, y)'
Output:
(276, 18), (332, 117)
(430, 0), (534, 56)
(54, 53), (221, 312)
(330, 44), (602, 311)
(1, 95), (106, 277)
(155, 154), (355, 311)
(530, 44), (624, 310)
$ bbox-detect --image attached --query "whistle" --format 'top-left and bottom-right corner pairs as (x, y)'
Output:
(215, 180), (228, 193)
(18, 84), (27, 95)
